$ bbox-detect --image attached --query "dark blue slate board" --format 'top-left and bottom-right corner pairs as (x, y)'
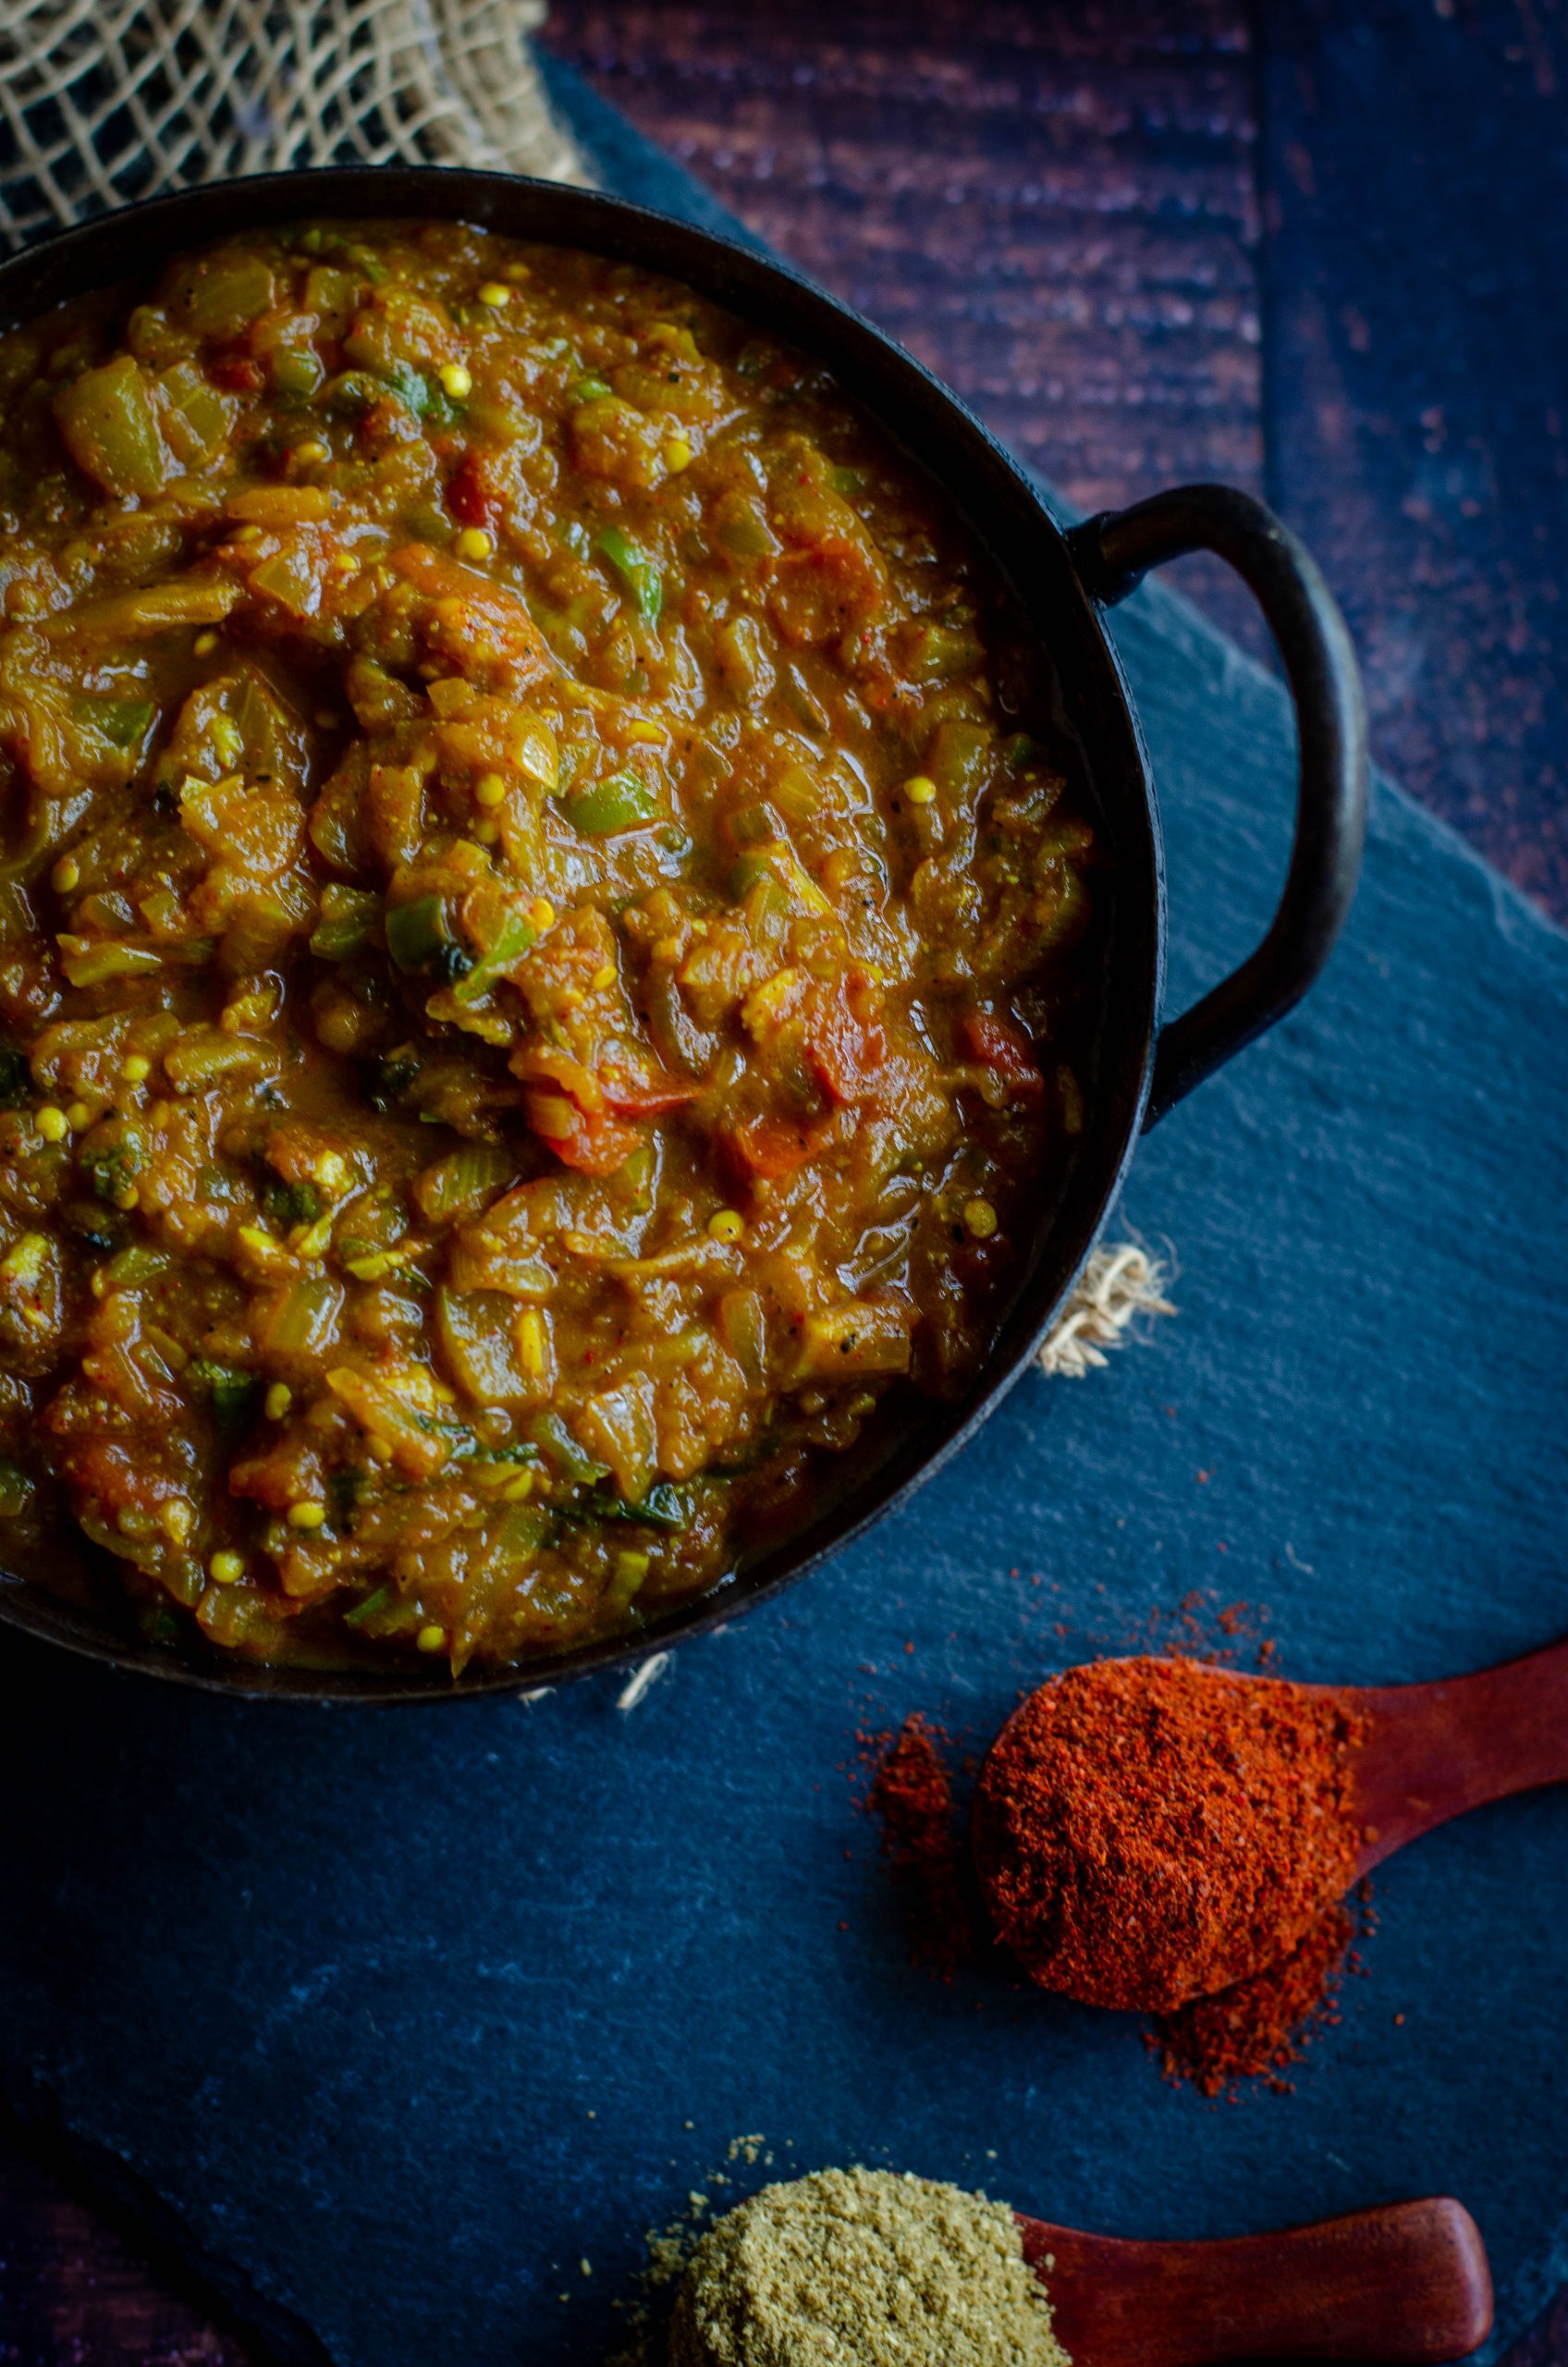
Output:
(3, 66), (1566, 2367)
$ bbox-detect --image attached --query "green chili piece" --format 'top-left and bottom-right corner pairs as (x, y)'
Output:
(565, 769), (659, 838)
(728, 850), (776, 900)
(379, 360), (435, 417)
(589, 1478), (692, 1530)
(263, 1178), (323, 1228)
(271, 346), (325, 401)
(529, 1409), (609, 1485)
(595, 524), (663, 623)
(0, 1458), (32, 1518)
(310, 884), (381, 962)
(0, 1048), (29, 1110)
(103, 1245), (167, 1290)
(76, 695), (156, 750)
(188, 1357), (262, 1431)
(570, 375), (613, 405)
(728, 800), (783, 849)
(450, 909), (535, 1006)
(386, 894), (456, 974)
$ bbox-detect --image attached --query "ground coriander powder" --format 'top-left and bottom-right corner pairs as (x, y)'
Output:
(667, 2166), (1070, 2367)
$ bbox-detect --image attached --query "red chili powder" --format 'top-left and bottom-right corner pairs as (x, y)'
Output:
(972, 1657), (1367, 2014)
(866, 1715), (972, 1977)
(1151, 1900), (1356, 2097)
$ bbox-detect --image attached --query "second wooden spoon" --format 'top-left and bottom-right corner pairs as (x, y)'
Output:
(1024, 2196), (1492, 2365)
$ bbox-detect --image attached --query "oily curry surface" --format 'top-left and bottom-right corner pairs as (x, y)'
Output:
(0, 220), (1096, 1671)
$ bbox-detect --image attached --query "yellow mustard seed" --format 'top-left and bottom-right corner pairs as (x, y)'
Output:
(963, 1196), (999, 1240)
(113, 1185), (140, 1212)
(439, 362), (472, 399)
(904, 774), (938, 806)
(707, 1208), (745, 1245)
(35, 1106), (67, 1143)
(529, 897), (556, 933)
(50, 854), (80, 894)
(264, 1382), (292, 1421)
(287, 1500), (326, 1530)
(120, 1054), (152, 1085)
(416, 1623), (447, 1653)
(66, 1100), (91, 1131)
(161, 1500), (194, 1544)
(455, 525), (495, 560)
(664, 436), (693, 473)
(192, 630), (219, 656)
(472, 819), (500, 847)
(210, 1550), (245, 1585)
(477, 281), (510, 308)
(475, 771), (508, 807)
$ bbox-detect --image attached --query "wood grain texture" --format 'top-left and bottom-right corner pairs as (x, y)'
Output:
(2, 3), (1563, 2358)
(1258, 0), (1568, 923)
(0, 2125), (252, 2364)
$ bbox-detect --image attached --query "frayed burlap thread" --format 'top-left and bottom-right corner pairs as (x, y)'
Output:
(1038, 1243), (1176, 1378)
(0, 0), (589, 251)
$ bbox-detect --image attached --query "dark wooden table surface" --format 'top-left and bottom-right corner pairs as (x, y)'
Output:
(3, 4), (1564, 2359)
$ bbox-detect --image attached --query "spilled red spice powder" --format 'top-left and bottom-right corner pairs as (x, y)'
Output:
(1150, 1901), (1355, 2097)
(866, 1716), (973, 1978)
(972, 1657), (1368, 2015)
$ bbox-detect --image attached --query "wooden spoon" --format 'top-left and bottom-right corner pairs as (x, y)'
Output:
(1347, 1637), (1568, 1877)
(980, 1638), (1568, 2005)
(1019, 2197), (1492, 2364)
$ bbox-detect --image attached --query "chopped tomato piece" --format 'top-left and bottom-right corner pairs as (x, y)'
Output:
(446, 449), (499, 532)
(957, 1010), (1044, 1098)
(526, 1089), (643, 1176)
(599, 1066), (703, 1119)
(806, 978), (885, 1105)
(210, 350), (264, 393)
(729, 1113), (824, 1181)
(387, 543), (553, 692)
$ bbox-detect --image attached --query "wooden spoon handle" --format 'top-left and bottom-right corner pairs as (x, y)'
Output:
(1354, 1636), (1568, 1871)
(1020, 2198), (1493, 2364)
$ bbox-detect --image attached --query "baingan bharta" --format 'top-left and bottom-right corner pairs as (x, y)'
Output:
(0, 221), (1096, 1669)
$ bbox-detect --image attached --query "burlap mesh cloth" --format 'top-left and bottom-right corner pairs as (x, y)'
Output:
(0, 0), (1172, 1377)
(0, 0), (588, 247)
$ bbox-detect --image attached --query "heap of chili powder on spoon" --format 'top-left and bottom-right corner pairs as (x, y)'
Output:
(972, 1657), (1367, 2015)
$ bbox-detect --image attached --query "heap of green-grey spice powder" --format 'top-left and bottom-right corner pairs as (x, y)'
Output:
(665, 2167), (1070, 2367)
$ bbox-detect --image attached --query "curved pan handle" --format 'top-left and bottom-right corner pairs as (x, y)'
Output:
(1068, 485), (1368, 1127)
